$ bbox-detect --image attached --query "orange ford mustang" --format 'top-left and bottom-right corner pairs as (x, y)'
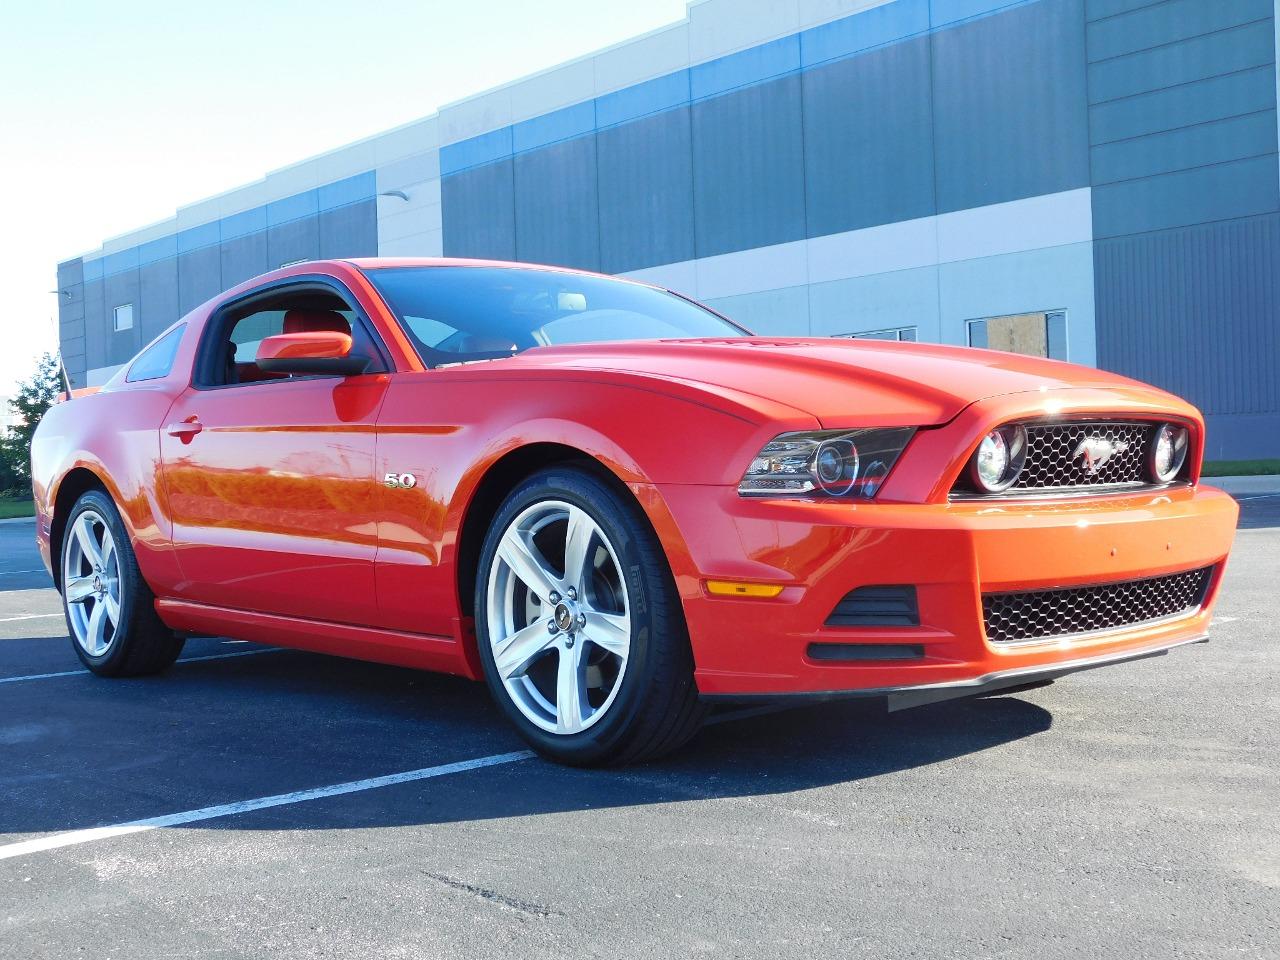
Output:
(31, 259), (1238, 765)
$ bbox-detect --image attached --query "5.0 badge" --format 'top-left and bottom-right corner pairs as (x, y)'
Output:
(384, 472), (418, 489)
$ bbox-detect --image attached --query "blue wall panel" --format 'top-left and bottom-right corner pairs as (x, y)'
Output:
(138, 256), (179, 341)
(932, 0), (1090, 213)
(597, 108), (696, 274)
(514, 138), (601, 271)
(319, 198), (378, 260)
(177, 246), (222, 316)
(441, 160), (517, 261)
(802, 34), (935, 236)
(691, 74), (807, 258)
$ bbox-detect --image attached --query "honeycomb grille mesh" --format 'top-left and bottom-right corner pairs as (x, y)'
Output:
(982, 567), (1212, 645)
(1011, 421), (1152, 490)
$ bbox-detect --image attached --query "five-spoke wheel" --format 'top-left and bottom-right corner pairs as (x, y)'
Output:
(476, 467), (706, 765)
(60, 490), (184, 676)
(63, 509), (121, 657)
(486, 500), (632, 735)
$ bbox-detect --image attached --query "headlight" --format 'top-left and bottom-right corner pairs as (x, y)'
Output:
(969, 424), (1028, 493)
(1149, 423), (1189, 482)
(738, 427), (914, 498)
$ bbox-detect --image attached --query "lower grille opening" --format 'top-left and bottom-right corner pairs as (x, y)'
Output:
(808, 643), (925, 662)
(826, 585), (919, 627)
(982, 566), (1213, 645)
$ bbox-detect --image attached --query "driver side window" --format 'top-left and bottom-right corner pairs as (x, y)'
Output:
(202, 287), (383, 388)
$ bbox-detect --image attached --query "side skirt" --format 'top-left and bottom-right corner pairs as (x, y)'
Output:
(153, 598), (478, 680)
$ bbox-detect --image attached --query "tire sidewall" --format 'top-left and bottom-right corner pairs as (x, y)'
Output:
(475, 467), (668, 764)
(63, 490), (144, 673)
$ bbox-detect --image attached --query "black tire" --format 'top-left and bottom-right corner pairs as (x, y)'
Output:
(475, 466), (707, 766)
(60, 489), (184, 676)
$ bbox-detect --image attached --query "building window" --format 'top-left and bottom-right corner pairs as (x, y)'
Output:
(967, 311), (1066, 359)
(113, 303), (134, 333)
(839, 326), (917, 342)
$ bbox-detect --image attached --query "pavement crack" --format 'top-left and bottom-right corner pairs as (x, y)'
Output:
(422, 871), (559, 918)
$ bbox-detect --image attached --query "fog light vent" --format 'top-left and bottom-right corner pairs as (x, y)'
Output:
(826, 585), (919, 627)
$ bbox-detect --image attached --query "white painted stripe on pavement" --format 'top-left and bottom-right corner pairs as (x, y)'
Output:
(0, 613), (62, 623)
(0, 648), (281, 685)
(0, 750), (534, 861)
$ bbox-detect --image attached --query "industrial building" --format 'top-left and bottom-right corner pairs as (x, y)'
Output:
(56, 0), (1280, 458)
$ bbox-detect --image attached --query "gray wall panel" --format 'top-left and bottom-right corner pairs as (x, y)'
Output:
(691, 74), (807, 258)
(1086, 0), (1169, 19)
(1086, 0), (1271, 62)
(932, 0), (1090, 213)
(219, 231), (268, 290)
(1094, 212), (1280, 458)
(514, 137), (601, 271)
(103, 270), (142, 366)
(1091, 110), (1279, 184)
(1087, 20), (1275, 103)
(319, 199), (378, 259)
(177, 246), (222, 316)
(597, 109), (696, 274)
(82, 278), (105, 384)
(267, 215), (320, 269)
(441, 161), (517, 261)
(56, 260), (86, 380)
(1093, 155), (1279, 239)
(138, 256), (179, 342)
(1090, 66), (1276, 144)
(802, 34), (935, 236)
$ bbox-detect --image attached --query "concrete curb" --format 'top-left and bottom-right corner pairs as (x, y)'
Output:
(1206, 475), (1280, 496)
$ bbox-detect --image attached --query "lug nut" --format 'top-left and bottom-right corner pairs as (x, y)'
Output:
(547, 620), (559, 634)
(576, 613), (587, 628)
(566, 586), (577, 600)
(548, 591), (561, 604)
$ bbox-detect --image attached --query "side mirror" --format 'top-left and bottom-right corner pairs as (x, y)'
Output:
(255, 331), (370, 376)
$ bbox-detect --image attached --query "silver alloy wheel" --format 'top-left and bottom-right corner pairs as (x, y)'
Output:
(486, 499), (632, 735)
(63, 510), (121, 657)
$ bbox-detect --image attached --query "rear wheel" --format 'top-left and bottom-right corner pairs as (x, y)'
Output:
(475, 467), (706, 766)
(61, 490), (184, 676)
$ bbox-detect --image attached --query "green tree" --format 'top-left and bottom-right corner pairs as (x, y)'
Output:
(0, 353), (64, 493)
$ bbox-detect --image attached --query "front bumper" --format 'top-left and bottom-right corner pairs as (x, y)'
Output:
(644, 482), (1238, 697)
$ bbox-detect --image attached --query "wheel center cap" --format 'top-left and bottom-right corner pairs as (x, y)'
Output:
(553, 603), (574, 633)
(92, 575), (103, 594)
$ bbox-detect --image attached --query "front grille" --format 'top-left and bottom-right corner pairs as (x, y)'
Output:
(1012, 421), (1151, 490)
(982, 566), (1212, 645)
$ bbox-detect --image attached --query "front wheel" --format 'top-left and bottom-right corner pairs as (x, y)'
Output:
(61, 490), (184, 676)
(475, 467), (706, 766)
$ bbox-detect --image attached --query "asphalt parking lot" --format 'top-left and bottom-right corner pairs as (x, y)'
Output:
(2, 495), (1277, 959)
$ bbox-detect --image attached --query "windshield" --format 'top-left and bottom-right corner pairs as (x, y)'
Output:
(365, 265), (748, 367)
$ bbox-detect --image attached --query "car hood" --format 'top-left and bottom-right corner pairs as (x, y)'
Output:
(495, 337), (1161, 427)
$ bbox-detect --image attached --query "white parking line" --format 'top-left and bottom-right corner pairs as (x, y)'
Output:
(0, 750), (534, 862)
(0, 648), (282, 685)
(0, 613), (62, 623)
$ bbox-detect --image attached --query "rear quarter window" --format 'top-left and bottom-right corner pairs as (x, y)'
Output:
(126, 325), (186, 383)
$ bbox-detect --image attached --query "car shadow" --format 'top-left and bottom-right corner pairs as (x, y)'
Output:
(0, 647), (1052, 837)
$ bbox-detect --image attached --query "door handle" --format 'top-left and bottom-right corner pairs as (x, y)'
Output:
(166, 417), (203, 439)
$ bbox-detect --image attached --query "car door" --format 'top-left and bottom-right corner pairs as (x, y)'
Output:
(159, 280), (391, 625)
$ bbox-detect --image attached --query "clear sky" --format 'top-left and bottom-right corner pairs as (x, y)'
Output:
(0, 0), (689, 392)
